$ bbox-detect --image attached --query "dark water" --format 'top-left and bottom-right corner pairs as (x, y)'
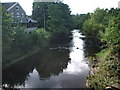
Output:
(2, 29), (90, 88)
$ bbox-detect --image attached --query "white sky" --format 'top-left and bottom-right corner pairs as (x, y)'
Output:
(1, 0), (120, 15)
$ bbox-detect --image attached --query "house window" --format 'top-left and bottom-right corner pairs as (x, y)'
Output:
(16, 6), (19, 10)
(22, 13), (24, 18)
(17, 13), (19, 17)
(11, 13), (14, 17)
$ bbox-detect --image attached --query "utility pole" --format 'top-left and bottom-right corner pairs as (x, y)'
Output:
(43, 2), (46, 29)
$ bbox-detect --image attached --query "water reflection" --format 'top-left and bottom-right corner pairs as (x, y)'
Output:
(83, 37), (101, 57)
(2, 29), (90, 88)
(3, 49), (70, 88)
(64, 30), (89, 75)
(35, 49), (70, 78)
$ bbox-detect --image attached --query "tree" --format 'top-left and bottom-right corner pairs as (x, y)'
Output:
(88, 15), (120, 88)
(100, 14), (120, 52)
(46, 2), (73, 43)
(32, 2), (49, 28)
(2, 7), (13, 54)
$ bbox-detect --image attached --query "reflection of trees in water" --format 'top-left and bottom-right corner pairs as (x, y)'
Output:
(83, 38), (101, 57)
(49, 36), (72, 48)
(2, 49), (70, 87)
(36, 49), (70, 79)
(2, 54), (38, 88)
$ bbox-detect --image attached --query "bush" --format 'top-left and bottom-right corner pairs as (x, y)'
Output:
(87, 13), (120, 89)
(29, 28), (50, 47)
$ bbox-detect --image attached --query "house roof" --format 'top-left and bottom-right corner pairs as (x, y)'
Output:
(2, 2), (16, 10)
(11, 16), (37, 24)
(2, 2), (38, 24)
(27, 17), (38, 23)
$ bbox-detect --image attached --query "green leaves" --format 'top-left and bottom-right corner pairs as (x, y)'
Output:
(82, 8), (109, 38)
(72, 14), (90, 29)
(87, 8), (120, 89)
(29, 28), (50, 47)
(100, 16), (120, 50)
(32, 2), (49, 28)
(32, 2), (73, 44)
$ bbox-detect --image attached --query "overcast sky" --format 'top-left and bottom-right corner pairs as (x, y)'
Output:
(1, 0), (120, 15)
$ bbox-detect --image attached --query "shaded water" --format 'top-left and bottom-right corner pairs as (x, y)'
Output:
(3, 29), (90, 88)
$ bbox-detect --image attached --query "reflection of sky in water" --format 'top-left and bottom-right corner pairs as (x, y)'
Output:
(15, 29), (90, 88)
(63, 30), (89, 75)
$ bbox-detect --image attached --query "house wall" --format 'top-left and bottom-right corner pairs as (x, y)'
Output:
(8, 3), (27, 23)
(3, 2), (38, 28)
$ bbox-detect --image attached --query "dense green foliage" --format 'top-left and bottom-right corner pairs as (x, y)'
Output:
(32, 2), (73, 43)
(32, 2), (49, 28)
(29, 28), (50, 47)
(88, 16), (120, 89)
(32, 2), (73, 29)
(72, 14), (90, 29)
(74, 8), (120, 89)
(46, 3), (73, 43)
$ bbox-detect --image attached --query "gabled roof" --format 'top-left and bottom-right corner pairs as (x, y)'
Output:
(2, 2), (16, 10)
(2, 2), (38, 24)
(11, 16), (37, 24)
(27, 17), (38, 23)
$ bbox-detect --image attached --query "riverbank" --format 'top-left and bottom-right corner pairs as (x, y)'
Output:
(87, 66), (120, 89)
(86, 49), (120, 89)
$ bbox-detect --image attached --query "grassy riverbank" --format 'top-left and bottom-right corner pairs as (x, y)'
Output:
(87, 48), (120, 89)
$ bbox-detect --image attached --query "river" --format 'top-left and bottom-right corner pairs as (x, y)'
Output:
(3, 29), (90, 88)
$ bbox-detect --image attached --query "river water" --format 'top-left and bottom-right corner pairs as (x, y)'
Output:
(3, 29), (90, 88)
